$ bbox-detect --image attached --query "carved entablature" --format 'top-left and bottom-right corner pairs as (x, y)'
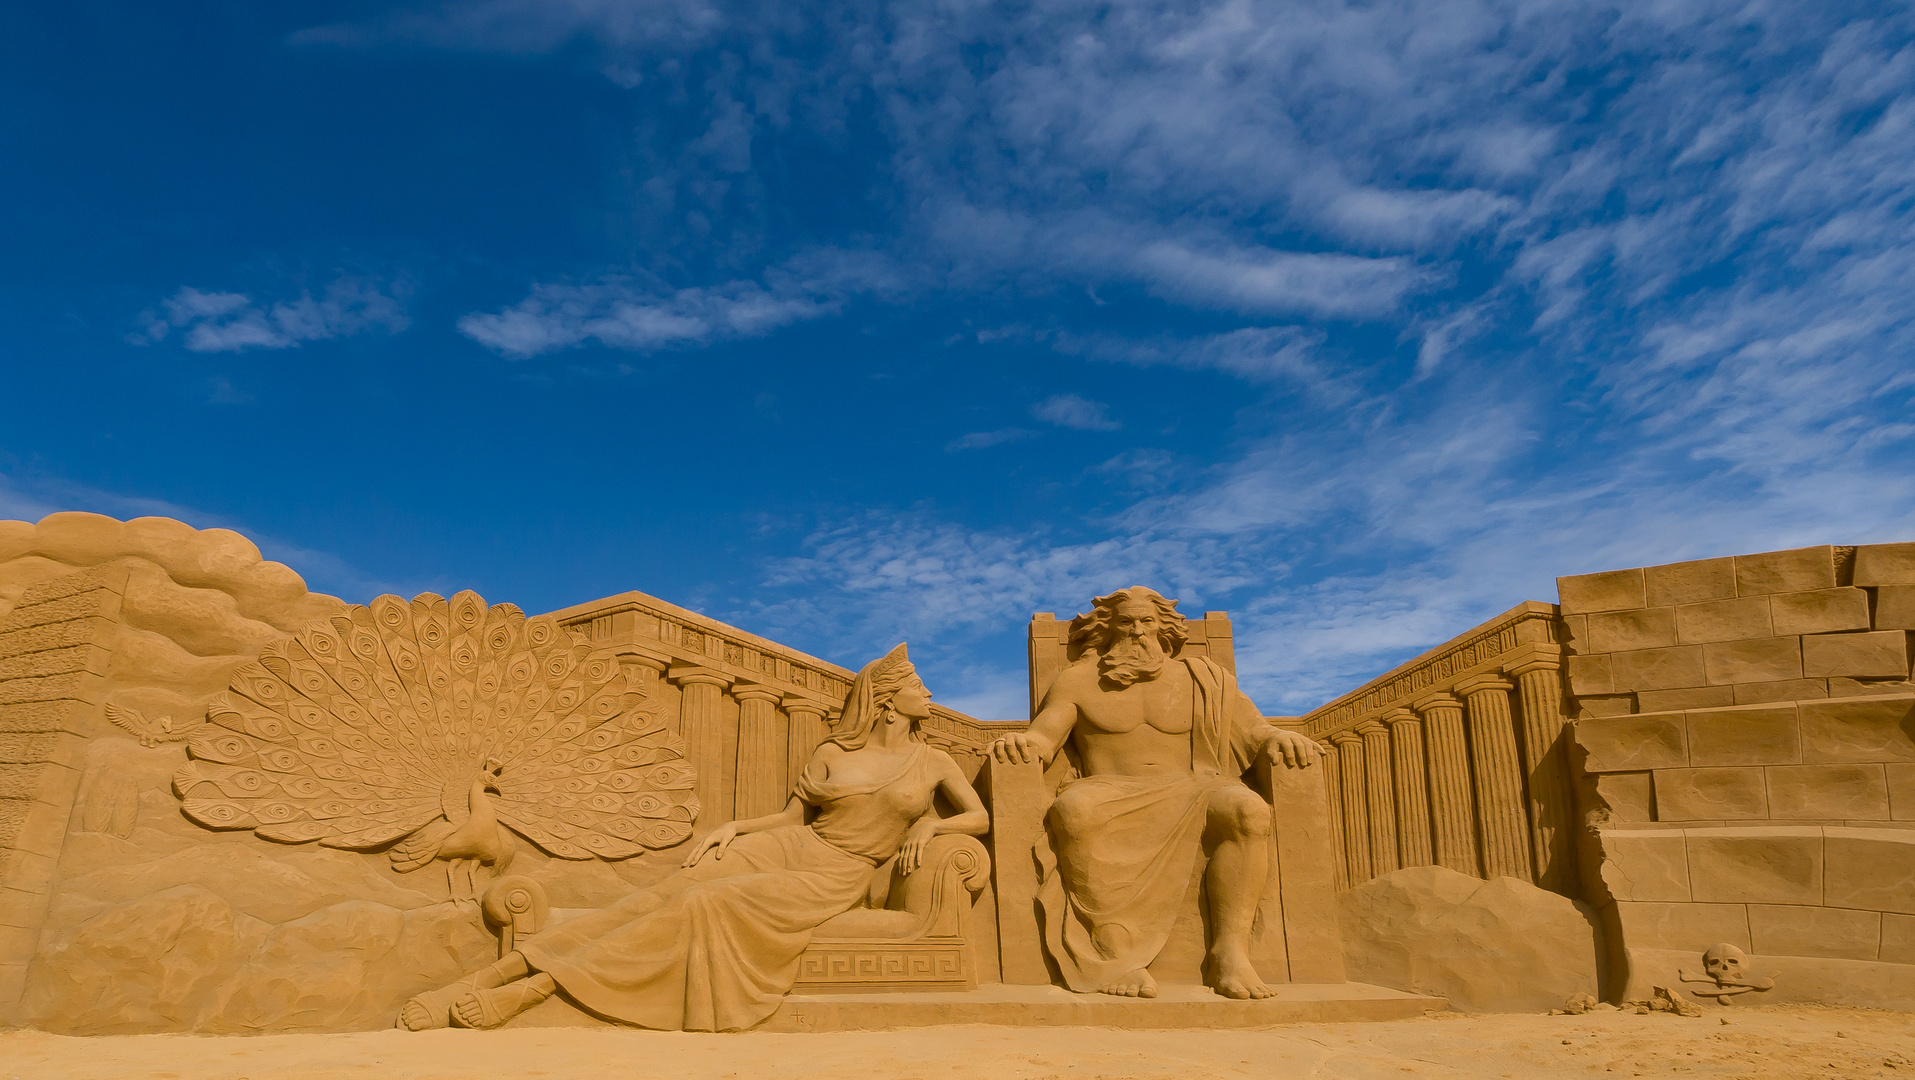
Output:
(553, 590), (1024, 759)
(1301, 601), (1562, 740)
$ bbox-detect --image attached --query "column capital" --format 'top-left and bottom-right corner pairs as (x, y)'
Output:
(731, 683), (783, 705)
(1328, 730), (1363, 747)
(1411, 690), (1464, 713)
(781, 695), (828, 716)
(1502, 642), (1565, 678)
(1381, 707), (1421, 727)
(668, 665), (734, 689)
(1453, 673), (1515, 697)
(613, 642), (675, 673)
(1353, 720), (1389, 737)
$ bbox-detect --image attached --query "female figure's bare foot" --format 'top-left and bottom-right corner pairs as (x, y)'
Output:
(1210, 949), (1275, 999)
(450, 972), (556, 1029)
(400, 980), (480, 1031)
(1096, 968), (1158, 998)
(398, 952), (531, 1030)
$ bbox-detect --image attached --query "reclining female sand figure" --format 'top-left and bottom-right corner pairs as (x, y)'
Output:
(399, 642), (988, 1032)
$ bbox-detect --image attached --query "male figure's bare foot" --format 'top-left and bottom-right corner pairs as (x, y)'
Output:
(1096, 968), (1158, 998)
(1210, 949), (1275, 999)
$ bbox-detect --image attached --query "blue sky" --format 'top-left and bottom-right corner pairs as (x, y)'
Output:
(3, 1), (1911, 719)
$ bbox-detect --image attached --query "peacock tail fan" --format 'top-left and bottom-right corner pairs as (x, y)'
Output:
(171, 590), (699, 859)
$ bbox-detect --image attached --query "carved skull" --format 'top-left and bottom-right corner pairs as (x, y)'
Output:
(1702, 943), (1748, 985)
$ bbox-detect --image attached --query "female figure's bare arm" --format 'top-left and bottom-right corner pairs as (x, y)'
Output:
(681, 795), (807, 868)
(896, 752), (991, 875)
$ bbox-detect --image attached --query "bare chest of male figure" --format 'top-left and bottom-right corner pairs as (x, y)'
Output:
(1069, 663), (1197, 777)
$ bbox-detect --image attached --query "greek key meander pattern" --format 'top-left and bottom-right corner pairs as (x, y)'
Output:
(793, 945), (969, 987)
(1303, 607), (1560, 738)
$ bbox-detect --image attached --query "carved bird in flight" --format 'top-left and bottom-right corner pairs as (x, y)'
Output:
(105, 703), (206, 748)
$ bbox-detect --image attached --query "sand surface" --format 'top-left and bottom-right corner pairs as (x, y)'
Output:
(3, 1006), (1912, 1080)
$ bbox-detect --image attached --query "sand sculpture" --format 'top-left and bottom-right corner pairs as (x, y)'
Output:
(991, 587), (1322, 1000)
(1, 512), (1911, 1035)
(397, 643), (988, 1031)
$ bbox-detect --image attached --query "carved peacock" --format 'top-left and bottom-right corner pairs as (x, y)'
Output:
(172, 590), (698, 897)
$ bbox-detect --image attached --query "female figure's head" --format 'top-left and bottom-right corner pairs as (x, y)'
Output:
(827, 643), (931, 750)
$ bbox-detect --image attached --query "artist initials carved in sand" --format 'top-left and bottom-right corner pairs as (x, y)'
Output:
(991, 587), (1323, 1000)
(171, 591), (699, 896)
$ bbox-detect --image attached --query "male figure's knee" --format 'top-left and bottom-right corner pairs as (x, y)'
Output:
(1212, 785), (1273, 839)
(1049, 786), (1096, 835)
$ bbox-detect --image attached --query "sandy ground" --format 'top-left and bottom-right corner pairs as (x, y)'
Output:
(3, 1006), (1912, 1080)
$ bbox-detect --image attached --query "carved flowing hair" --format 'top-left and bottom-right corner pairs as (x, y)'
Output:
(825, 642), (923, 751)
(1067, 586), (1189, 657)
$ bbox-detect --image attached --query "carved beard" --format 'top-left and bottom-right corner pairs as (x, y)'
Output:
(1099, 632), (1166, 686)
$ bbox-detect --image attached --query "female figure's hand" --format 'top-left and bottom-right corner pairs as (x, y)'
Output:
(683, 821), (739, 868)
(896, 817), (941, 876)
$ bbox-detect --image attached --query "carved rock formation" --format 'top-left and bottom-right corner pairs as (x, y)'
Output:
(1338, 865), (1600, 1012)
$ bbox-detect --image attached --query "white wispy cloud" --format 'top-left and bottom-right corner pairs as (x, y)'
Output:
(136, 278), (409, 353)
(459, 249), (903, 357)
(292, 0), (1915, 720)
(945, 429), (1037, 453)
(1031, 394), (1120, 431)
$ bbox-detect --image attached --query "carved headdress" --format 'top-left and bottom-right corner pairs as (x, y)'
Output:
(825, 642), (920, 751)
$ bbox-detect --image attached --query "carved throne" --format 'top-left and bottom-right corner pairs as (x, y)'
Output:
(791, 833), (992, 993)
(983, 610), (1347, 989)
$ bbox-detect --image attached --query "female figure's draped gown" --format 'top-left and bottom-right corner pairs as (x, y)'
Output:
(517, 745), (940, 1031)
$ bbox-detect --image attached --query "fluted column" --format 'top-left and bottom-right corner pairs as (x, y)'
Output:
(1383, 708), (1433, 869)
(1321, 741), (1348, 893)
(1413, 691), (1480, 877)
(783, 696), (829, 794)
(669, 666), (734, 828)
(1329, 731), (1372, 886)
(1455, 673), (1534, 882)
(1355, 720), (1398, 878)
(1509, 648), (1574, 895)
(616, 648), (671, 720)
(731, 684), (787, 820)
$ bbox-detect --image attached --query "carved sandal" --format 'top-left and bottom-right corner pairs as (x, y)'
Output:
(398, 980), (480, 1031)
(450, 980), (550, 1030)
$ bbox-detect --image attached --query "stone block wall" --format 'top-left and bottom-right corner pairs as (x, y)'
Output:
(0, 567), (122, 1020)
(1559, 543), (1914, 716)
(1564, 543), (1915, 1008)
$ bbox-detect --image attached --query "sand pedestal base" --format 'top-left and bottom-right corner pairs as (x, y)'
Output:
(505, 982), (1445, 1031)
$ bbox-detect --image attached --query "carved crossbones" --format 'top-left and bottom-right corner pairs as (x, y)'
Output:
(1677, 943), (1775, 1004)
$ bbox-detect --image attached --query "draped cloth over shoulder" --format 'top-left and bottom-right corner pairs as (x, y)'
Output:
(1037, 655), (1262, 991)
(518, 746), (938, 1031)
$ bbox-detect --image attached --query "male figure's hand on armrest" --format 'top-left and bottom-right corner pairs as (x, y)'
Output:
(1261, 727), (1323, 770)
(990, 731), (1053, 765)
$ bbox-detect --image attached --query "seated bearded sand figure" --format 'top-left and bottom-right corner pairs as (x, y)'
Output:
(991, 587), (1323, 1000)
(399, 643), (988, 1032)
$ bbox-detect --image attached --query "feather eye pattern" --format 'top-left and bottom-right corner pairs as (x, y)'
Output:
(171, 590), (698, 860)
